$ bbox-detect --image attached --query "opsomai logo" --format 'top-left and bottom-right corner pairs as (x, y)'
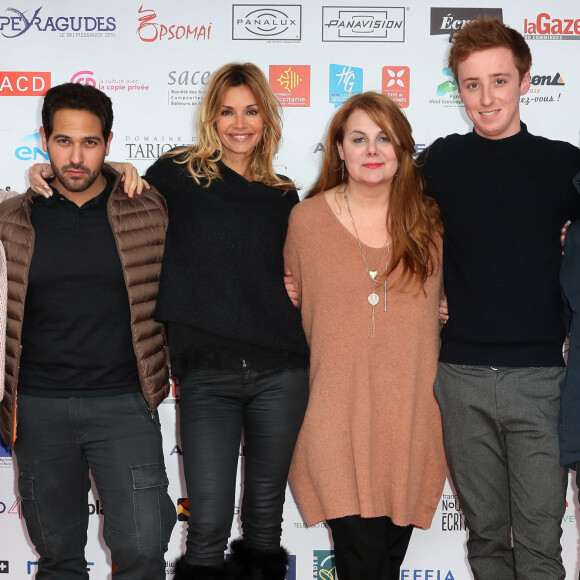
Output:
(430, 8), (503, 35)
(0, 6), (115, 38)
(137, 6), (211, 42)
(524, 14), (580, 39)
(232, 5), (301, 40)
(0, 72), (50, 96)
(322, 7), (405, 42)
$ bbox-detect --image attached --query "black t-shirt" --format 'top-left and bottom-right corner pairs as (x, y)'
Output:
(18, 175), (140, 397)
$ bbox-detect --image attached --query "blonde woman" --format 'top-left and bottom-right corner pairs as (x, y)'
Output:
(144, 63), (309, 580)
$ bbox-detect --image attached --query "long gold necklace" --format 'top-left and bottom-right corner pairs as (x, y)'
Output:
(344, 189), (389, 338)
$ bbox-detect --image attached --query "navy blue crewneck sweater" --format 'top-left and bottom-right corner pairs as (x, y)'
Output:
(421, 123), (580, 367)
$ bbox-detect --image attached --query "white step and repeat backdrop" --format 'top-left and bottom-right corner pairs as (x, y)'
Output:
(1, 1), (579, 578)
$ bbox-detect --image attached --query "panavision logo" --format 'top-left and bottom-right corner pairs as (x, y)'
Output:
(322, 7), (405, 42)
(430, 7), (503, 35)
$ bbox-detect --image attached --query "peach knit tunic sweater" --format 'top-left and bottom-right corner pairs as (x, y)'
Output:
(284, 194), (447, 529)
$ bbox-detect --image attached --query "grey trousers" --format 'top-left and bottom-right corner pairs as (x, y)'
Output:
(434, 363), (567, 580)
(14, 392), (176, 580)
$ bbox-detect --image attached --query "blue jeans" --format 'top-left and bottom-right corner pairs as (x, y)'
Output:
(14, 392), (176, 580)
(178, 365), (309, 567)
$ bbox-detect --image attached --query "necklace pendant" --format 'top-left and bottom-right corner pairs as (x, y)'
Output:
(369, 270), (378, 280)
(368, 292), (380, 307)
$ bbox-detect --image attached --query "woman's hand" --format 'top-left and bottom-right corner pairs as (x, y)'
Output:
(562, 220), (571, 253)
(107, 162), (150, 198)
(284, 268), (301, 308)
(29, 163), (53, 198)
(439, 295), (449, 326)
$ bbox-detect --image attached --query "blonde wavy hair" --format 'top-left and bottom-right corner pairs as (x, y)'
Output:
(164, 62), (294, 190)
(308, 91), (442, 286)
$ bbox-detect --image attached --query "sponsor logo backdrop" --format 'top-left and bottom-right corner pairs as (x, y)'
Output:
(1, 1), (579, 578)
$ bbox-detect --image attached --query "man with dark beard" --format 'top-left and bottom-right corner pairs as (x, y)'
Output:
(0, 82), (176, 579)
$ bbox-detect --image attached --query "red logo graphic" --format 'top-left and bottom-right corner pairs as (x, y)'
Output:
(137, 6), (211, 42)
(524, 14), (580, 37)
(269, 65), (310, 107)
(382, 66), (410, 108)
(0, 72), (51, 96)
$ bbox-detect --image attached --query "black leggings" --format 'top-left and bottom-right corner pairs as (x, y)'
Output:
(178, 365), (309, 567)
(327, 514), (414, 580)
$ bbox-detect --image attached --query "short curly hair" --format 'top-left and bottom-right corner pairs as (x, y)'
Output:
(448, 18), (532, 83)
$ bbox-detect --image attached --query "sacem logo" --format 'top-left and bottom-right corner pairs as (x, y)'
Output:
(0, 72), (50, 96)
(524, 14), (580, 39)
(430, 8), (503, 35)
(232, 5), (301, 40)
(322, 7), (405, 42)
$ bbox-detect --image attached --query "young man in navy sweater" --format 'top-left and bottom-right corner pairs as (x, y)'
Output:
(421, 18), (580, 580)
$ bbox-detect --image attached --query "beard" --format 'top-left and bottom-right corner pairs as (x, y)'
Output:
(51, 163), (102, 193)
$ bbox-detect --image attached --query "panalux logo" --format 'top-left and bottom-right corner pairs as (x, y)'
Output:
(430, 8), (503, 35)
(322, 7), (405, 42)
(232, 5), (301, 40)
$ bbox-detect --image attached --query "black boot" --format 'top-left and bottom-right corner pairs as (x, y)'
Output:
(227, 539), (289, 580)
(174, 556), (228, 580)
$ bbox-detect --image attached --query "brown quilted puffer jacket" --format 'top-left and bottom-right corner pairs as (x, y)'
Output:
(0, 166), (169, 445)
